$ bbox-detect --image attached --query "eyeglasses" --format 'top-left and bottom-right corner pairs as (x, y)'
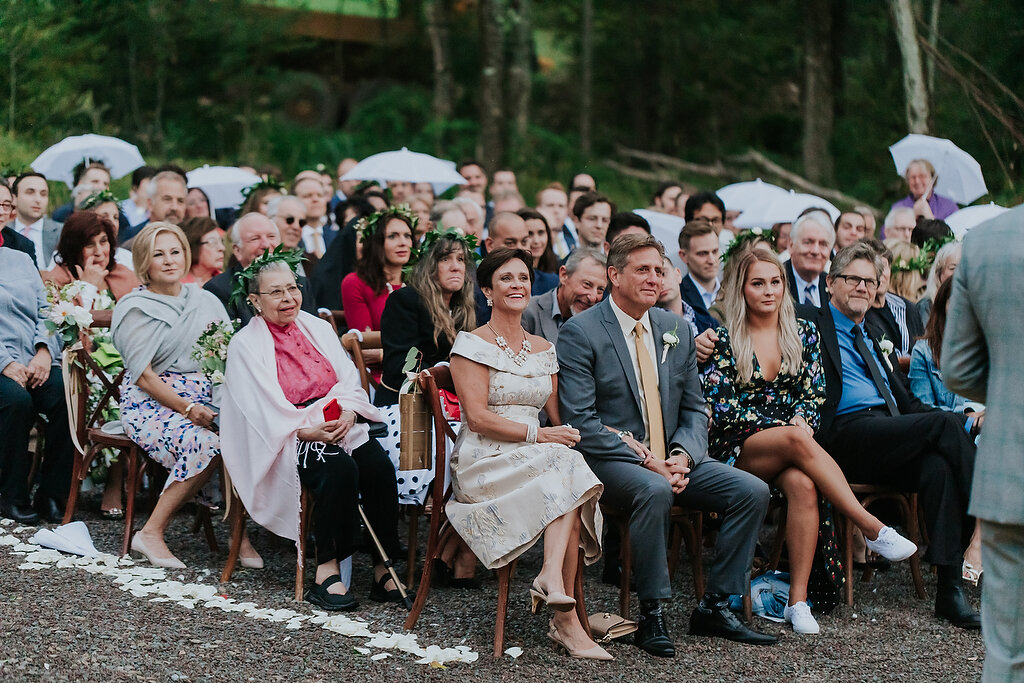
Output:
(834, 274), (879, 290)
(257, 284), (301, 301)
(0, 201), (13, 211)
(283, 216), (307, 227)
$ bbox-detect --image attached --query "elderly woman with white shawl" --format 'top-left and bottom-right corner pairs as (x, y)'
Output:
(112, 222), (247, 569)
(221, 250), (404, 611)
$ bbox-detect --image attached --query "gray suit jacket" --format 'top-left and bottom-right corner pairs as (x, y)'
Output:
(557, 297), (709, 465)
(942, 205), (1024, 524)
(522, 287), (564, 344)
(41, 218), (63, 268)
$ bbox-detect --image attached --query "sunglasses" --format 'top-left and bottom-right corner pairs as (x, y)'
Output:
(283, 216), (307, 227)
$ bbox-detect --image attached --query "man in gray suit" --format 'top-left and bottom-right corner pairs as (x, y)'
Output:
(557, 234), (775, 657)
(522, 248), (607, 344)
(943, 206), (1024, 681)
(10, 173), (62, 269)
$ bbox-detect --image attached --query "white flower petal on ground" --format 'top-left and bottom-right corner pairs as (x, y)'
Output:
(18, 562), (50, 570)
(371, 653), (390, 661)
(504, 647), (523, 658)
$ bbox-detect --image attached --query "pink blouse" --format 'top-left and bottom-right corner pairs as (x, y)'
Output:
(267, 319), (337, 405)
(341, 272), (401, 332)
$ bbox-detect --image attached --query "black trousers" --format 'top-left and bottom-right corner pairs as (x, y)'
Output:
(296, 437), (400, 565)
(824, 408), (976, 566)
(0, 367), (74, 505)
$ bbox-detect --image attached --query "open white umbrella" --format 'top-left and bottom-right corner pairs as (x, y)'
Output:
(945, 202), (1010, 238)
(889, 134), (987, 205)
(716, 179), (789, 214)
(633, 209), (686, 270)
(30, 134), (145, 188)
(340, 147), (467, 196)
(733, 190), (840, 229)
(186, 165), (263, 211)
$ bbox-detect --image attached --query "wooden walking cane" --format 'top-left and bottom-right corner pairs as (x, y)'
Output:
(358, 504), (413, 610)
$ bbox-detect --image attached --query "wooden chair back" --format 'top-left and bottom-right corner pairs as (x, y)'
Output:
(318, 309), (346, 335)
(340, 330), (382, 395)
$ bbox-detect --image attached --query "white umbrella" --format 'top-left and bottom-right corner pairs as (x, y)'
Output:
(716, 179), (789, 214)
(733, 190), (840, 229)
(186, 165), (263, 211)
(30, 134), (146, 188)
(944, 202), (1010, 238)
(340, 147), (467, 196)
(633, 209), (686, 270)
(889, 134), (987, 205)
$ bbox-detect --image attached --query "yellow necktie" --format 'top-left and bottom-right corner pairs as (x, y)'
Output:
(313, 226), (326, 258)
(633, 322), (666, 460)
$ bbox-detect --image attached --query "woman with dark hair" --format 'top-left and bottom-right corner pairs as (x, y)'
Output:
(179, 217), (225, 286)
(41, 212), (140, 309)
(701, 249), (916, 634)
(239, 180), (284, 217)
(341, 209), (414, 332)
(185, 188), (213, 220)
(517, 208), (559, 273)
(909, 276), (984, 585)
(447, 247), (608, 660)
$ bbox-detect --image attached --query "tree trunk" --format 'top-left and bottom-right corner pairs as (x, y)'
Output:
(579, 0), (593, 156)
(925, 0), (941, 95)
(507, 0), (532, 166)
(478, 0), (505, 168)
(890, 0), (930, 133)
(801, 0), (835, 184)
(424, 0), (453, 154)
(8, 51), (16, 134)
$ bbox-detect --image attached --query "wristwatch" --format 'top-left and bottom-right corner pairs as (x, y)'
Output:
(614, 429), (633, 441)
(671, 447), (695, 470)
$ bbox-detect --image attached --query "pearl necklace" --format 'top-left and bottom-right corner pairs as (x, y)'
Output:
(487, 322), (532, 366)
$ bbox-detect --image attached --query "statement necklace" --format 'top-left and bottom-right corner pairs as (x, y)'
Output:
(487, 322), (532, 366)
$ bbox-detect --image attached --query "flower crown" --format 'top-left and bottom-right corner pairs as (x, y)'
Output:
(230, 244), (304, 307)
(403, 226), (481, 275)
(354, 203), (419, 241)
(238, 177), (286, 210)
(80, 190), (120, 210)
(721, 227), (777, 263)
(890, 235), (956, 275)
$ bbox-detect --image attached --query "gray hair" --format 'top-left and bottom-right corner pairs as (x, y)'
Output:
(451, 196), (484, 222)
(249, 260), (295, 295)
(266, 194), (303, 219)
(147, 170), (187, 200)
(564, 247), (607, 276)
(429, 200), (457, 224)
(924, 241), (962, 302)
(829, 242), (884, 280)
(884, 206), (915, 230)
(791, 210), (836, 250)
(230, 211), (280, 244)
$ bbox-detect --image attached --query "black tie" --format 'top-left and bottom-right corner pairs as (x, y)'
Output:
(852, 324), (900, 416)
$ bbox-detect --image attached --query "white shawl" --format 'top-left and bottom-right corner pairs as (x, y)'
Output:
(220, 311), (382, 557)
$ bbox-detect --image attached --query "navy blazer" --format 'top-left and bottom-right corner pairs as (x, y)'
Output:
(785, 260), (829, 308)
(678, 275), (720, 334)
(2, 226), (37, 264)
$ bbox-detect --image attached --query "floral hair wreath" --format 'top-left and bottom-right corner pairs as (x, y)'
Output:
(354, 203), (419, 242)
(721, 227), (777, 263)
(230, 244), (304, 308)
(402, 226), (481, 276)
(237, 177), (286, 211)
(890, 234), (957, 275)
(80, 189), (120, 210)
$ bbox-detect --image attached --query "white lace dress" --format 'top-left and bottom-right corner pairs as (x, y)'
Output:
(445, 332), (604, 569)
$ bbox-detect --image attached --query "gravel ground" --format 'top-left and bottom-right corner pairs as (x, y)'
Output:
(0, 496), (986, 682)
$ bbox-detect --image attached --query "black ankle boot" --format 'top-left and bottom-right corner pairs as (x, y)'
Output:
(935, 565), (981, 630)
(634, 600), (675, 657)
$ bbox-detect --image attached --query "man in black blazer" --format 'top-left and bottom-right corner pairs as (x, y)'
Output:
(1, 225), (37, 264)
(796, 243), (979, 629)
(676, 219), (721, 333)
(785, 210), (834, 309)
(204, 213), (317, 325)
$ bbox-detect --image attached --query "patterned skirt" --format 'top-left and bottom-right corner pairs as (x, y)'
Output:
(120, 371), (220, 487)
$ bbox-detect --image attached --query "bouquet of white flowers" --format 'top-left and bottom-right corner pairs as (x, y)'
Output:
(190, 320), (239, 388)
(43, 281), (100, 346)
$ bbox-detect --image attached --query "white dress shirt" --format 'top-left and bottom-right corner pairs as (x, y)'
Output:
(609, 295), (659, 446)
(687, 273), (720, 310)
(302, 222), (326, 257)
(14, 217), (46, 269)
(791, 269), (821, 307)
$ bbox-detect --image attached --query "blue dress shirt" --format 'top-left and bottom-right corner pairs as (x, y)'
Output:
(829, 303), (891, 416)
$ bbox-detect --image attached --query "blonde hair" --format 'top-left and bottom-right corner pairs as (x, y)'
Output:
(408, 236), (477, 345)
(884, 239), (926, 302)
(721, 250), (804, 384)
(132, 222), (191, 286)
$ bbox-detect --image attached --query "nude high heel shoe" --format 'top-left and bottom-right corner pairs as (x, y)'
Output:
(130, 533), (186, 570)
(548, 621), (613, 661)
(530, 579), (575, 613)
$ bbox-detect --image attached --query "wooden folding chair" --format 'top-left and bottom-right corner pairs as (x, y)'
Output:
(403, 366), (590, 657)
(340, 330), (382, 395)
(836, 485), (926, 606)
(318, 309), (347, 336)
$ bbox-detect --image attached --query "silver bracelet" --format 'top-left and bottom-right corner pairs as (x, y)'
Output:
(525, 423), (538, 444)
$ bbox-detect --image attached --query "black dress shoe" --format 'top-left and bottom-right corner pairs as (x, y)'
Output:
(689, 601), (778, 645)
(305, 575), (359, 611)
(634, 609), (675, 657)
(935, 584), (981, 630)
(0, 500), (40, 524)
(32, 494), (64, 524)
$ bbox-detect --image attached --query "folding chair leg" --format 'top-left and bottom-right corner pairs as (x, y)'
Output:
(62, 446), (96, 526)
(122, 448), (144, 557)
(618, 520), (632, 619)
(407, 508), (419, 589)
(574, 548), (592, 639)
(221, 492), (245, 584)
(296, 488), (311, 602)
(842, 515), (855, 606)
(494, 563), (513, 657)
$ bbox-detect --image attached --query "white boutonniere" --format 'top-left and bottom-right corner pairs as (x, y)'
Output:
(661, 323), (680, 364)
(877, 335), (894, 371)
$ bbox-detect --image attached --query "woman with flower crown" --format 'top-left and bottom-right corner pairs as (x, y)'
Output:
(341, 206), (415, 333)
(699, 248), (917, 635)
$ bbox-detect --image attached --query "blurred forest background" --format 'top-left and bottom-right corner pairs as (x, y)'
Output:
(1, 0), (1022, 211)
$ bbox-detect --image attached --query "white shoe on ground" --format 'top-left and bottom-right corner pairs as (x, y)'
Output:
(864, 526), (917, 562)
(784, 601), (820, 634)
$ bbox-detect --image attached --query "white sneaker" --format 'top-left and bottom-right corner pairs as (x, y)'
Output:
(864, 526), (918, 562)
(784, 601), (819, 634)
